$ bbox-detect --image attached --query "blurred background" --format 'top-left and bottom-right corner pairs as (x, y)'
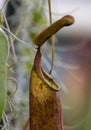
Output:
(1, 0), (91, 130)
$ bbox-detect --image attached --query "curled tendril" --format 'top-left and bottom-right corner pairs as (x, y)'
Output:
(34, 47), (61, 91)
(1, 112), (9, 130)
(7, 63), (14, 73)
(7, 77), (18, 96)
(6, 77), (18, 121)
(7, 96), (16, 118)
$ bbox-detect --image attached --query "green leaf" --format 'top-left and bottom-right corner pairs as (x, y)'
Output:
(0, 28), (8, 121)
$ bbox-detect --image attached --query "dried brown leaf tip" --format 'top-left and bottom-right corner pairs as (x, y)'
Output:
(33, 15), (75, 47)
